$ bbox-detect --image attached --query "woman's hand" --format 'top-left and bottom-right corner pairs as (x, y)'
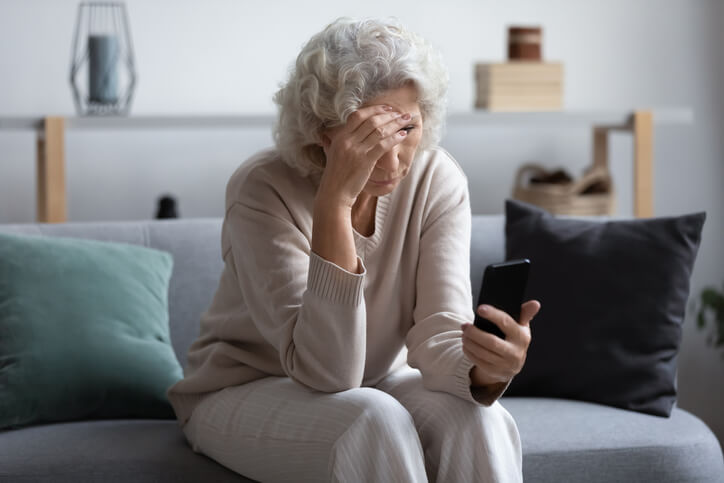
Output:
(317, 105), (412, 209)
(461, 300), (541, 387)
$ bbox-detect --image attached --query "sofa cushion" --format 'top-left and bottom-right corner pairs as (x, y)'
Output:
(0, 404), (720, 483)
(0, 233), (183, 429)
(503, 397), (724, 483)
(504, 200), (705, 416)
(0, 420), (248, 483)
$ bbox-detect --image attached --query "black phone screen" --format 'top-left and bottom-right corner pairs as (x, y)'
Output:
(473, 259), (530, 339)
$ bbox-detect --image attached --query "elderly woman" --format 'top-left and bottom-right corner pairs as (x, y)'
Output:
(168, 17), (540, 482)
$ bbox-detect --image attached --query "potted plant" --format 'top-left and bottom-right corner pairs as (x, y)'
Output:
(696, 282), (724, 358)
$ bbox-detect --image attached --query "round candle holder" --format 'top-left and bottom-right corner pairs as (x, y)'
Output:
(69, 2), (137, 116)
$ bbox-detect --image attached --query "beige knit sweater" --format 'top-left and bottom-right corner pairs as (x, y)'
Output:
(167, 146), (510, 426)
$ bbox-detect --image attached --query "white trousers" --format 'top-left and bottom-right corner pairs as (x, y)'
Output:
(183, 365), (523, 483)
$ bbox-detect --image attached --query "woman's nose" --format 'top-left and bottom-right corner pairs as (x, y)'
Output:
(375, 145), (400, 175)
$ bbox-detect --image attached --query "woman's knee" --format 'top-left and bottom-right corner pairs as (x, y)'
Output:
(340, 387), (416, 433)
(413, 390), (517, 437)
(330, 388), (426, 481)
(184, 381), (424, 481)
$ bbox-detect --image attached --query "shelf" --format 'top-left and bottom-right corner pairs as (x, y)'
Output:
(446, 108), (693, 127)
(0, 108), (693, 132)
(0, 115), (273, 131)
(0, 108), (688, 222)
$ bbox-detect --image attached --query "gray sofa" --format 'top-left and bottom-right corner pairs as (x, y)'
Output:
(0, 217), (722, 482)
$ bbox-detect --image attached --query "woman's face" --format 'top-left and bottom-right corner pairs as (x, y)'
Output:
(359, 84), (423, 196)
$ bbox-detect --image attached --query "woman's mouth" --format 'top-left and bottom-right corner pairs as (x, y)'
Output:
(370, 177), (399, 186)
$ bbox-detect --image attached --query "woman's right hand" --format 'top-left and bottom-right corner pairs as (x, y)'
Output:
(317, 105), (412, 209)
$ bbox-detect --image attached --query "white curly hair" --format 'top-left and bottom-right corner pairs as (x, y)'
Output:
(272, 17), (449, 177)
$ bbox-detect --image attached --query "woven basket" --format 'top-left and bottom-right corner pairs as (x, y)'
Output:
(512, 163), (615, 216)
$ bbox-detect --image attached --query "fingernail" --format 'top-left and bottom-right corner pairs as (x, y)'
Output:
(461, 323), (470, 331)
(382, 105), (394, 111)
(479, 305), (489, 314)
(402, 113), (411, 120)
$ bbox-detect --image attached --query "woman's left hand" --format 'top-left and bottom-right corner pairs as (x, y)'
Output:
(461, 300), (541, 387)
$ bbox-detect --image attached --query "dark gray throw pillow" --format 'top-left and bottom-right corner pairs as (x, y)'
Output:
(504, 199), (705, 417)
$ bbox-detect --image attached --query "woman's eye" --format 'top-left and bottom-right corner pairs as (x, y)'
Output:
(399, 126), (415, 133)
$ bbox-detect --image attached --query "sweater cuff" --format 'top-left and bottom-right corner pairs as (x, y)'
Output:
(456, 354), (511, 406)
(471, 379), (511, 406)
(308, 251), (366, 306)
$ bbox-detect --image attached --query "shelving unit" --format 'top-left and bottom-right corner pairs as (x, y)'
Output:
(0, 109), (693, 222)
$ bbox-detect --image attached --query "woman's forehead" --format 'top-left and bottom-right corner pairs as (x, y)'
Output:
(363, 85), (421, 115)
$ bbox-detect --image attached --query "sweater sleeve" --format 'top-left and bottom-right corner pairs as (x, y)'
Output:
(405, 150), (510, 406)
(224, 197), (367, 393)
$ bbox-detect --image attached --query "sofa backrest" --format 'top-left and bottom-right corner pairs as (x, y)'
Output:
(0, 215), (505, 368)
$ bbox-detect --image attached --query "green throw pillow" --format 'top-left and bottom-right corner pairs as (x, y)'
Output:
(0, 232), (183, 429)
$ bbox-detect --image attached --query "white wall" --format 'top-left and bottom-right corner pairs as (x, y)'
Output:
(1, 0), (723, 445)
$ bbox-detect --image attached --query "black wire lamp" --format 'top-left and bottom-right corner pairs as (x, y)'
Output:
(69, 2), (137, 115)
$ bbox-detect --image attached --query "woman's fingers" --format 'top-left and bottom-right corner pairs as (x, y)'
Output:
(464, 322), (513, 359)
(463, 335), (507, 366)
(463, 349), (507, 382)
(327, 104), (412, 158)
(345, 106), (399, 142)
(340, 105), (393, 136)
(365, 127), (408, 162)
(464, 300), (541, 382)
(359, 112), (411, 148)
(462, 339), (510, 382)
(326, 106), (408, 163)
(519, 300), (541, 328)
(463, 323), (527, 379)
(476, 304), (516, 339)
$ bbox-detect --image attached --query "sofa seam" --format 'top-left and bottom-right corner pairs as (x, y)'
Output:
(525, 441), (714, 457)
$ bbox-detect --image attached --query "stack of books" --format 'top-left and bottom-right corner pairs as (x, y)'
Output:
(475, 62), (564, 111)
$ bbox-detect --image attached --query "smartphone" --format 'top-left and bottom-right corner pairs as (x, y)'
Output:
(473, 259), (531, 339)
